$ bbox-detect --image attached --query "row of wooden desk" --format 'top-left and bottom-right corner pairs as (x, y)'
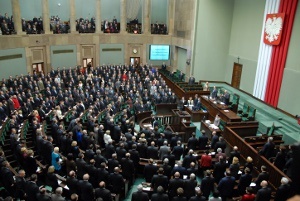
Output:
(201, 95), (242, 122)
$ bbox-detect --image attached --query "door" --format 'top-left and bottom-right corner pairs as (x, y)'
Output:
(130, 57), (140, 67)
(82, 58), (93, 71)
(231, 62), (243, 88)
(32, 62), (44, 74)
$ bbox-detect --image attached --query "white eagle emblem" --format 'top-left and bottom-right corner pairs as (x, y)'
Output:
(265, 16), (283, 43)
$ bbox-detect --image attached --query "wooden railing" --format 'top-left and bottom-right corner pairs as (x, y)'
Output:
(223, 126), (290, 190)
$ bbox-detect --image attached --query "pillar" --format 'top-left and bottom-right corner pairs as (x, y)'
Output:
(95, 0), (102, 33)
(143, 0), (150, 34)
(42, 0), (51, 34)
(168, 0), (175, 35)
(120, 0), (126, 33)
(69, 0), (76, 33)
(11, 0), (22, 34)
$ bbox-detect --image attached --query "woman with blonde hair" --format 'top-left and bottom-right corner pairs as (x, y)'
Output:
(244, 156), (253, 173)
(46, 166), (59, 191)
(24, 149), (38, 176)
(229, 156), (240, 179)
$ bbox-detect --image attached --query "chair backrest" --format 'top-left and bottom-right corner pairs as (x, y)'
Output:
(243, 103), (249, 113)
(267, 123), (275, 136)
(248, 107), (256, 117)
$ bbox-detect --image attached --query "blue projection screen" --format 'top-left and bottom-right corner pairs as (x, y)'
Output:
(149, 45), (170, 60)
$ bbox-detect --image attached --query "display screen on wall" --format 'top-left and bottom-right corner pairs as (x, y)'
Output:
(149, 45), (170, 60)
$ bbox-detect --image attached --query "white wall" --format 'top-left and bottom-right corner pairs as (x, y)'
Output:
(225, 0), (266, 93)
(193, 0), (234, 81)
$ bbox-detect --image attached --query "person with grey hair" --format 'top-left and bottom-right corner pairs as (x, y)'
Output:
(151, 186), (169, 201)
(259, 136), (275, 160)
(274, 177), (292, 201)
(190, 186), (206, 201)
(51, 187), (65, 201)
(185, 173), (198, 199)
(78, 174), (94, 201)
(162, 157), (172, 179)
(159, 141), (170, 160)
(131, 184), (149, 201)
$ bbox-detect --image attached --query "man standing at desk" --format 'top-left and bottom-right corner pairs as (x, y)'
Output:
(211, 86), (218, 99)
(188, 75), (195, 85)
(222, 90), (230, 105)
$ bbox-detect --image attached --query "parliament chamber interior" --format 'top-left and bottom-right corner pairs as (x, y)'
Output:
(0, 0), (300, 201)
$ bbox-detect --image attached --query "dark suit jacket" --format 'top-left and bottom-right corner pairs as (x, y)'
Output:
(25, 181), (40, 201)
(147, 146), (159, 159)
(255, 172), (269, 191)
(187, 137), (198, 150)
(274, 184), (291, 201)
(172, 145), (184, 160)
(217, 176), (236, 197)
(169, 178), (184, 198)
(78, 180), (94, 201)
(66, 177), (79, 195)
(108, 172), (125, 194)
(184, 179), (197, 199)
(255, 187), (271, 201)
(151, 174), (169, 192)
(201, 176), (215, 198)
(131, 191), (149, 201)
(144, 164), (158, 183)
(238, 173), (252, 195)
(95, 187), (112, 201)
(151, 192), (169, 201)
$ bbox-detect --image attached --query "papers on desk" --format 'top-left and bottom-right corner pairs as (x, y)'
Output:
(224, 110), (229, 112)
(193, 154), (198, 157)
(58, 180), (69, 190)
(238, 170), (242, 175)
(209, 124), (219, 130)
(184, 105), (188, 107)
(220, 102), (225, 105)
(250, 182), (256, 187)
(36, 167), (41, 173)
(143, 187), (151, 191)
(183, 175), (188, 180)
(205, 120), (211, 124)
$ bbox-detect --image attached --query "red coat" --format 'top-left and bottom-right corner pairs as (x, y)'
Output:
(241, 193), (255, 201)
(12, 97), (20, 109)
(199, 154), (212, 168)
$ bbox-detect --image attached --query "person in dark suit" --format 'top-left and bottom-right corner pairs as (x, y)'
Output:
(161, 62), (167, 70)
(254, 165), (269, 192)
(131, 184), (149, 201)
(201, 170), (215, 200)
(66, 171), (79, 196)
(228, 146), (241, 165)
(147, 141), (159, 159)
(173, 141), (184, 161)
(151, 186), (169, 201)
(222, 90), (230, 105)
(75, 153), (87, 180)
(189, 187), (206, 201)
(14, 169), (27, 200)
(25, 174), (40, 201)
(172, 187), (187, 201)
(198, 130), (208, 150)
(0, 161), (15, 195)
(151, 168), (169, 192)
(238, 167), (252, 195)
(107, 153), (119, 173)
(184, 173), (198, 199)
(274, 177), (292, 201)
(255, 180), (271, 201)
(120, 153), (135, 185)
(188, 76), (195, 85)
(78, 174), (94, 201)
(108, 167), (125, 195)
(36, 188), (52, 201)
(178, 97), (186, 111)
(24, 149), (38, 177)
(214, 137), (226, 153)
(187, 132), (198, 150)
(169, 172), (185, 198)
(217, 170), (236, 201)
(211, 86), (218, 99)
(95, 181), (112, 201)
(182, 149), (197, 169)
(259, 137), (275, 160)
(144, 158), (159, 183)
